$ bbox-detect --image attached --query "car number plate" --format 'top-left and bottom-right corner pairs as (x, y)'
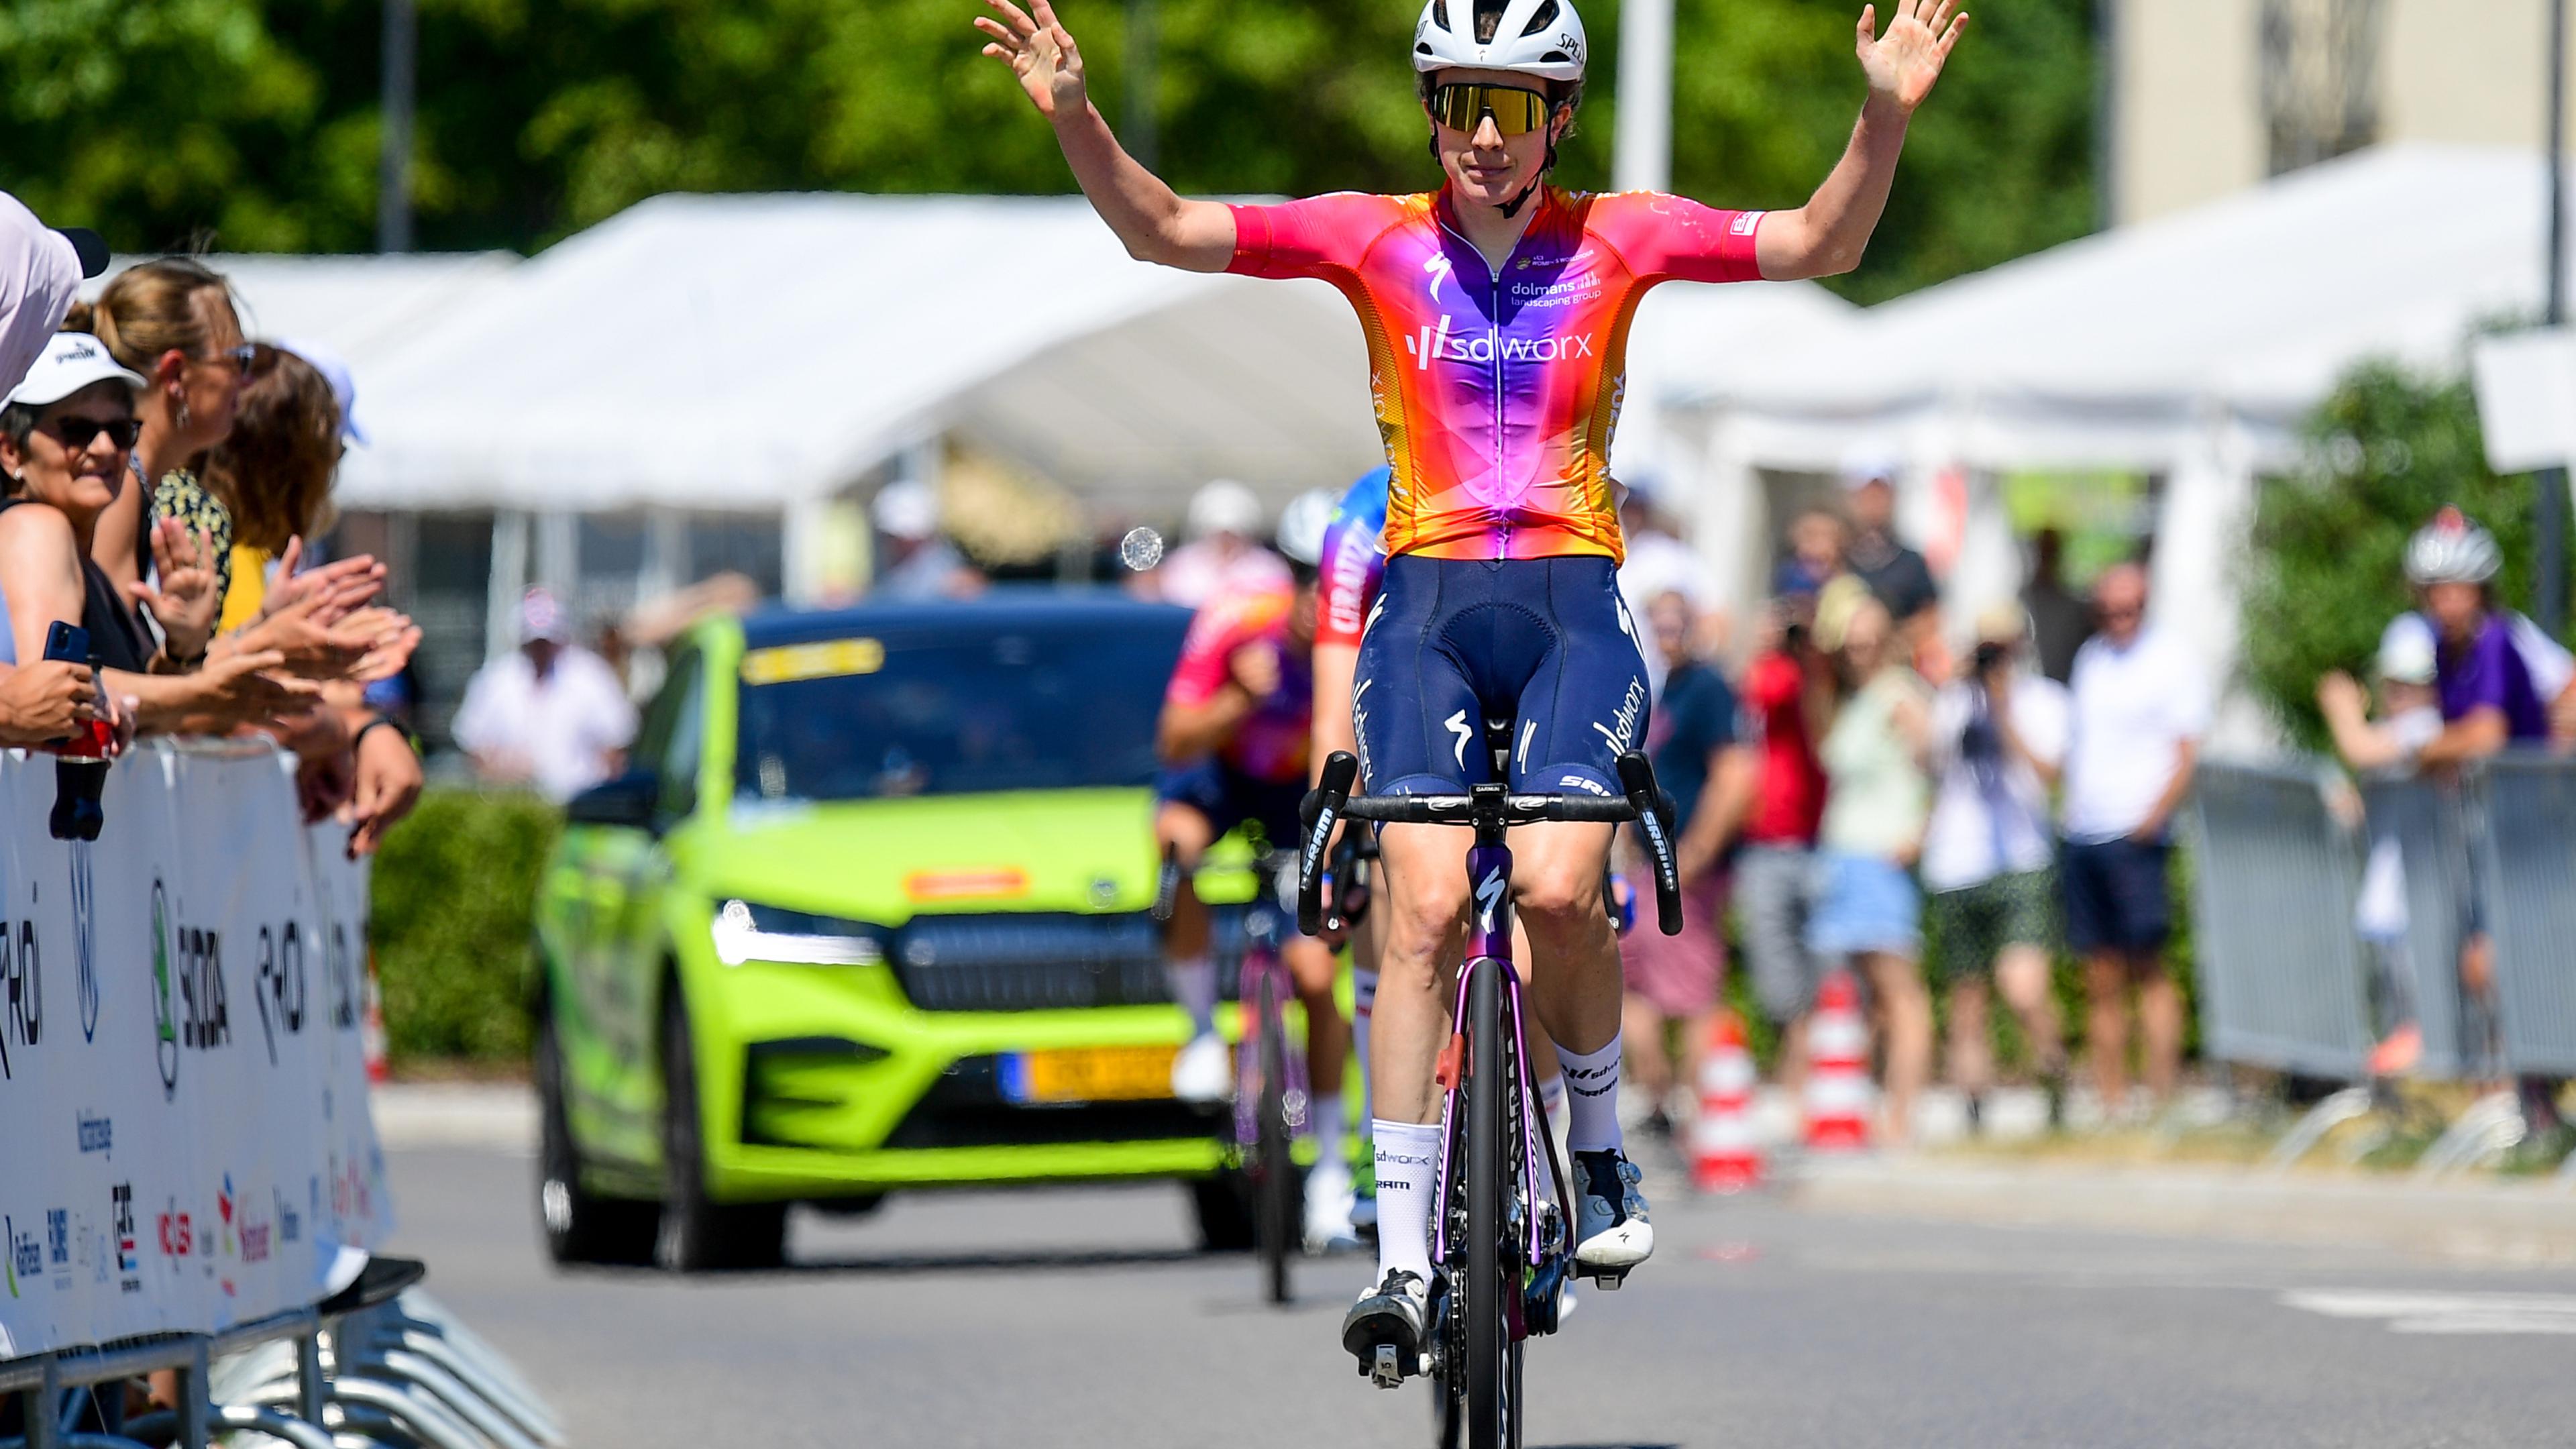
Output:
(1006, 1045), (1179, 1104)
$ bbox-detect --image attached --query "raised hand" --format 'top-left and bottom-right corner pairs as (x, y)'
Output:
(132, 517), (223, 663)
(256, 541), (386, 629)
(975, 0), (1087, 121)
(1857, 0), (1967, 111)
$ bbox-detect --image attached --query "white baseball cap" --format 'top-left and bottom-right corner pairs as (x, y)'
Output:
(872, 480), (940, 541)
(1186, 479), (1263, 540)
(2377, 612), (2437, 686)
(4, 331), (145, 409)
(276, 337), (368, 444)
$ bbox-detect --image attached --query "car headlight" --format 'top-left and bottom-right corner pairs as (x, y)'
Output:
(711, 899), (890, 967)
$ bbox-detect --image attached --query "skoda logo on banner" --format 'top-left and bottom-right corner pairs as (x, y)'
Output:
(72, 842), (98, 1042)
(150, 879), (178, 1099)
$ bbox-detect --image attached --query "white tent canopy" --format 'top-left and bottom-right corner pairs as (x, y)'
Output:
(85, 252), (519, 376)
(1665, 144), (2567, 749)
(333, 191), (1854, 520)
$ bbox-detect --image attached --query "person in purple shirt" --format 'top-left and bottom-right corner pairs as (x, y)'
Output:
(2406, 508), (2552, 759)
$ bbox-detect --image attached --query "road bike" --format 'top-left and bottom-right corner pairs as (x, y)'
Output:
(1157, 843), (1309, 1304)
(1298, 745), (1682, 1449)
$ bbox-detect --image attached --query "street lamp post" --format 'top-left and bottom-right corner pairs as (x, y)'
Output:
(2544, 0), (2569, 636)
(378, 0), (417, 254)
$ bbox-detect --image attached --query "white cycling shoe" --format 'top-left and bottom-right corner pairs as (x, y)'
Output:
(1570, 1148), (1654, 1278)
(1304, 1160), (1360, 1252)
(1170, 1032), (1232, 1104)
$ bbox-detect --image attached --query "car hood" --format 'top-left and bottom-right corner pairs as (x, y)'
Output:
(691, 788), (1164, 924)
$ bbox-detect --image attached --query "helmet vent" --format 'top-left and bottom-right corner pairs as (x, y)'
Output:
(1524, 0), (1559, 38)
(1542, 49), (1569, 63)
(1432, 0), (1450, 30)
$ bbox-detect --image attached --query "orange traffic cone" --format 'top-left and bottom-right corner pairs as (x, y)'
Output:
(362, 951), (389, 1085)
(1803, 969), (1872, 1151)
(1690, 1012), (1763, 1193)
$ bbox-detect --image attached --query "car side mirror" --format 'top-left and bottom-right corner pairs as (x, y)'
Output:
(565, 770), (661, 832)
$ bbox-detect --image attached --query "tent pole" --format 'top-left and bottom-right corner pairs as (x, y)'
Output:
(2542, 0), (2568, 637)
(378, 0), (416, 253)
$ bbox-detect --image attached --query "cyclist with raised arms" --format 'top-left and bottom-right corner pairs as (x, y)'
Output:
(978, 0), (1967, 1373)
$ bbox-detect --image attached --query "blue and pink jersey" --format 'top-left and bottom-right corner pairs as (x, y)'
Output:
(1228, 186), (1764, 565)
(1317, 467), (1391, 650)
(1165, 584), (1314, 784)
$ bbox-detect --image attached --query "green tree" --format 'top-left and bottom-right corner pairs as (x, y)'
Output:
(11, 0), (2095, 307)
(2240, 361), (2571, 753)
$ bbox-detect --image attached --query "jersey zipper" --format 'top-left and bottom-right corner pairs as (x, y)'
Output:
(1437, 213), (1517, 559)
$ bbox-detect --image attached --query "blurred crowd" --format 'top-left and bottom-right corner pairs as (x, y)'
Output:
(0, 197), (424, 853)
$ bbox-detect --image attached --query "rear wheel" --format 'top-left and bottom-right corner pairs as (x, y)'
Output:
(1463, 963), (1519, 1449)
(535, 1010), (656, 1267)
(1254, 971), (1300, 1304)
(656, 989), (788, 1273)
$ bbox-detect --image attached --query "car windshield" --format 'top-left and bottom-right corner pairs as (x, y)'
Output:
(733, 614), (1185, 803)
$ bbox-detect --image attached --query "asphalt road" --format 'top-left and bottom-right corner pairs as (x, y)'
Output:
(385, 1145), (2576, 1448)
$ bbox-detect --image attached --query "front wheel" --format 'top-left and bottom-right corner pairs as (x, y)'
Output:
(1463, 963), (1518, 1449)
(1254, 973), (1301, 1304)
(535, 1010), (655, 1267)
(657, 989), (787, 1273)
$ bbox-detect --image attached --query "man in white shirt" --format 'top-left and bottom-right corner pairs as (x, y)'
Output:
(2059, 564), (2209, 1114)
(453, 588), (639, 803)
(1923, 604), (2070, 1124)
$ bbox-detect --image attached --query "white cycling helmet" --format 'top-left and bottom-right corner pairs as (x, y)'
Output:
(1275, 488), (1336, 568)
(2404, 505), (2502, 587)
(1413, 0), (1588, 83)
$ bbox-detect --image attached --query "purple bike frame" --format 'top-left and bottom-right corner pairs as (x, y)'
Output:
(1428, 839), (1552, 1267)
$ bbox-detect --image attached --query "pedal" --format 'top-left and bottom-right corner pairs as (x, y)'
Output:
(1574, 1263), (1628, 1291)
(1369, 1342), (1405, 1389)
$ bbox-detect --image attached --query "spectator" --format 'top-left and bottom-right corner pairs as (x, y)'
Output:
(1735, 594), (1833, 1102)
(2020, 527), (2089, 684)
(1770, 503), (1847, 601)
(2316, 613), (2445, 1077)
(1617, 590), (1752, 1125)
(1152, 478), (1289, 609)
(453, 587), (637, 802)
(0, 194), (101, 398)
(0, 332), (302, 733)
(2405, 508), (2552, 760)
(2061, 562), (2207, 1116)
(74, 261), (250, 614)
(1839, 457), (1941, 663)
(1924, 603), (2070, 1126)
(1615, 480), (1721, 696)
(869, 480), (982, 601)
(1807, 586), (1935, 1144)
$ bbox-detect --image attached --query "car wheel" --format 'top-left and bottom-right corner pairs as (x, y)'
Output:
(656, 989), (788, 1273)
(535, 1011), (657, 1267)
(1187, 1169), (1256, 1253)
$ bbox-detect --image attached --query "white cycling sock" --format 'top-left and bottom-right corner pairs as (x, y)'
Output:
(1371, 1118), (1440, 1283)
(1554, 1037), (1622, 1154)
(1538, 1072), (1569, 1158)
(1311, 1093), (1346, 1176)
(1167, 955), (1217, 1037)
(1352, 967), (1378, 1126)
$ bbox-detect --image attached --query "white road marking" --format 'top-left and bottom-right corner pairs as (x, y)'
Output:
(2282, 1289), (2576, 1335)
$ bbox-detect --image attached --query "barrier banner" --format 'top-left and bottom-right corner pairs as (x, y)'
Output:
(0, 742), (391, 1360)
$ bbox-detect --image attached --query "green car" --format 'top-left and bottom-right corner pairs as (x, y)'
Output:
(530, 592), (1260, 1271)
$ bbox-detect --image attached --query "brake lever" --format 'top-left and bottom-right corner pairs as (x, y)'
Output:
(1299, 751), (1360, 936)
(1614, 751), (1684, 937)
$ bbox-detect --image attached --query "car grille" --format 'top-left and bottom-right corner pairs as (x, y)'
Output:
(890, 909), (1248, 1012)
(881, 1054), (1216, 1148)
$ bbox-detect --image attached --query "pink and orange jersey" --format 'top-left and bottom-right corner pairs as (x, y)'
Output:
(1228, 186), (1764, 565)
(1165, 584), (1314, 786)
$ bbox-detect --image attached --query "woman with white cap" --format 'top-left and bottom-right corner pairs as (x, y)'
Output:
(0, 331), (313, 733)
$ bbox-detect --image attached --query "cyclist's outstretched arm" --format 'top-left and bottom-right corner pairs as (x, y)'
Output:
(1754, 1), (1968, 281)
(976, 0), (1237, 272)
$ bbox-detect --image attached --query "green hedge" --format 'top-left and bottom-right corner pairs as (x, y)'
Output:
(368, 788), (561, 1065)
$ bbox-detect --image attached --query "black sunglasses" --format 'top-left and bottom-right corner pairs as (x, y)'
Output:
(42, 416), (142, 451)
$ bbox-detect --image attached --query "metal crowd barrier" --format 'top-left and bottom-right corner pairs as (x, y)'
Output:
(2186, 753), (2576, 1175)
(3, 1287), (559, 1449)
(2180, 761), (2375, 1080)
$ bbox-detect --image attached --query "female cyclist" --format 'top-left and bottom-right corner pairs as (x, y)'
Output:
(977, 0), (1967, 1373)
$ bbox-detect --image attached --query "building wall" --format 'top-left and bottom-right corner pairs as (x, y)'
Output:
(2115, 0), (2573, 225)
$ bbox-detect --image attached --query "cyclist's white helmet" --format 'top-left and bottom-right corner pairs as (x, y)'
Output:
(1413, 0), (1589, 83)
(2404, 505), (2502, 586)
(1275, 488), (1336, 568)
